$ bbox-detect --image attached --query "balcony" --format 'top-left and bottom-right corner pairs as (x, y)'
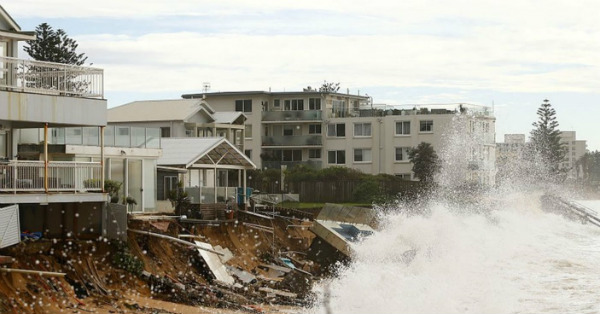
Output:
(19, 126), (161, 149)
(262, 160), (322, 170)
(262, 110), (322, 122)
(0, 56), (103, 98)
(262, 135), (322, 147)
(0, 160), (102, 193)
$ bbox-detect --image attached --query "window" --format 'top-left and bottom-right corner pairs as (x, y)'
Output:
(163, 176), (178, 201)
(185, 129), (194, 137)
(274, 99), (280, 107)
(396, 173), (411, 180)
(354, 149), (372, 162)
(395, 121), (410, 135)
(309, 124), (322, 134)
(309, 98), (321, 110)
(245, 124), (252, 138)
(160, 127), (171, 138)
(420, 120), (433, 132)
(395, 147), (410, 161)
(235, 99), (252, 112)
(327, 123), (345, 137)
(283, 126), (294, 136)
(328, 150), (346, 164)
(284, 99), (304, 111)
(309, 149), (321, 159)
(354, 123), (372, 137)
(283, 149), (302, 161)
(244, 150), (252, 159)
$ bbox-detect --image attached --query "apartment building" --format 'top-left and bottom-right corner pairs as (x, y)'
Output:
(496, 131), (587, 181)
(182, 91), (496, 186)
(560, 131), (587, 179)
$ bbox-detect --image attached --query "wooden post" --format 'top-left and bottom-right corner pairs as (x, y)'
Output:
(100, 126), (105, 192)
(44, 123), (48, 193)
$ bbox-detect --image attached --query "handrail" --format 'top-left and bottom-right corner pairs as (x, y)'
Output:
(0, 56), (103, 98)
(0, 160), (102, 193)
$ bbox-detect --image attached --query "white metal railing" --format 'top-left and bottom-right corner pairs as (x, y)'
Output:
(0, 160), (102, 193)
(0, 56), (103, 98)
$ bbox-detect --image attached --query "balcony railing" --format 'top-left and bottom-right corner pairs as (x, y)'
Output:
(0, 160), (102, 193)
(19, 126), (161, 149)
(262, 110), (322, 122)
(0, 56), (104, 98)
(262, 135), (322, 147)
(262, 160), (322, 170)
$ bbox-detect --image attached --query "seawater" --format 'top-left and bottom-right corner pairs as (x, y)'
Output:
(305, 192), (600, 314)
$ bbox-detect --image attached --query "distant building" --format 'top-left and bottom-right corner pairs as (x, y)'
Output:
(496, 131), (587, 181)
(560, 131), (587, 179)
(180, 91), (497, 186)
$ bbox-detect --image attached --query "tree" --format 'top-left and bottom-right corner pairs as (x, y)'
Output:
(408, 142), (440, 183)
(24, 23), (88, 65)
(529, 99), (566, 175)
(168, 181), (191, 216)
(319, 81), (340, 93)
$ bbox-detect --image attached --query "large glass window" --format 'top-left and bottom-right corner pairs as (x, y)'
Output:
(0, 132), (6, 158)
(395, 121), (411, 135)
(309, 149), (321, 159)
(420, 120), (433, 132)
(131, 127), (146, 148)
(327, 123), (345, 137)
(146, 128), (160, 148)
(354, 123), (372, 137)
(283, 150), (302, 161)
(235, 99), (252, 112)
(283, 126), (294, 136)
(395, 147), (411, 161)
(284, 99), (304, 111)
(160, 127), (171, 138)
(245, 124), (252, 139)
(309, 124), (321, 134)
(328, 150), (346, 164)
(83, 127), (99, 146)
(115, 127), (130, 147)
(309, 98), (321, 110)
(354, 148), (372, 162)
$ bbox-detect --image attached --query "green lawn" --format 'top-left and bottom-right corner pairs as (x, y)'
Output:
(280, 201), (372, 209)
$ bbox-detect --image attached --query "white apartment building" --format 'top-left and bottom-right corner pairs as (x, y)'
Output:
(181, 91), (497, 186)
(496, 131), (587, 181)
(560, 131), (587, 179)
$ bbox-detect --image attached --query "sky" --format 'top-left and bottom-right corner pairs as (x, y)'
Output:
(4, 0), (600, 150)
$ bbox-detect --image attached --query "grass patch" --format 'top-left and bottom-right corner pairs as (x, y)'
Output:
(280, 202), (372, 209)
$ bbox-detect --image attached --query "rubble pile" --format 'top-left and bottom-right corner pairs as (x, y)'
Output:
(0, 210), (318, 314)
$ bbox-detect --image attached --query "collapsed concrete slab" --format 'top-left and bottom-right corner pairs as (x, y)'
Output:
(194, 240), (235, 285)
(307, 204), (376, 274)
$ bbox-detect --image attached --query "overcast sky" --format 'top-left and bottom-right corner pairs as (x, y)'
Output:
(5, 0), (599, 150)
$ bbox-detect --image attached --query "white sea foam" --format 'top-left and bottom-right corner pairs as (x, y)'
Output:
(304, 113), (600, 314)
(305, 193), (600, 314)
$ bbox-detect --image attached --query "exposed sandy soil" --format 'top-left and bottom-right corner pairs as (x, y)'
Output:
(0, 212), (316, 314)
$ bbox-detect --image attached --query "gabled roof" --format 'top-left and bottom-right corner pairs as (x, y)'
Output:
(0, 5), (21, 31)
(108, 99), (214, 123)
(0, 5), (35, 40)
(213, 112), (246, 125)
(158, 137), (255, 169)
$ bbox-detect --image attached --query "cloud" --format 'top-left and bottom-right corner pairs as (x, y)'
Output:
(69, 28), (599, 97)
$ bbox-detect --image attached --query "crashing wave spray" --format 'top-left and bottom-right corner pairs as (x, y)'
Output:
(304, 109), (600, 314)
